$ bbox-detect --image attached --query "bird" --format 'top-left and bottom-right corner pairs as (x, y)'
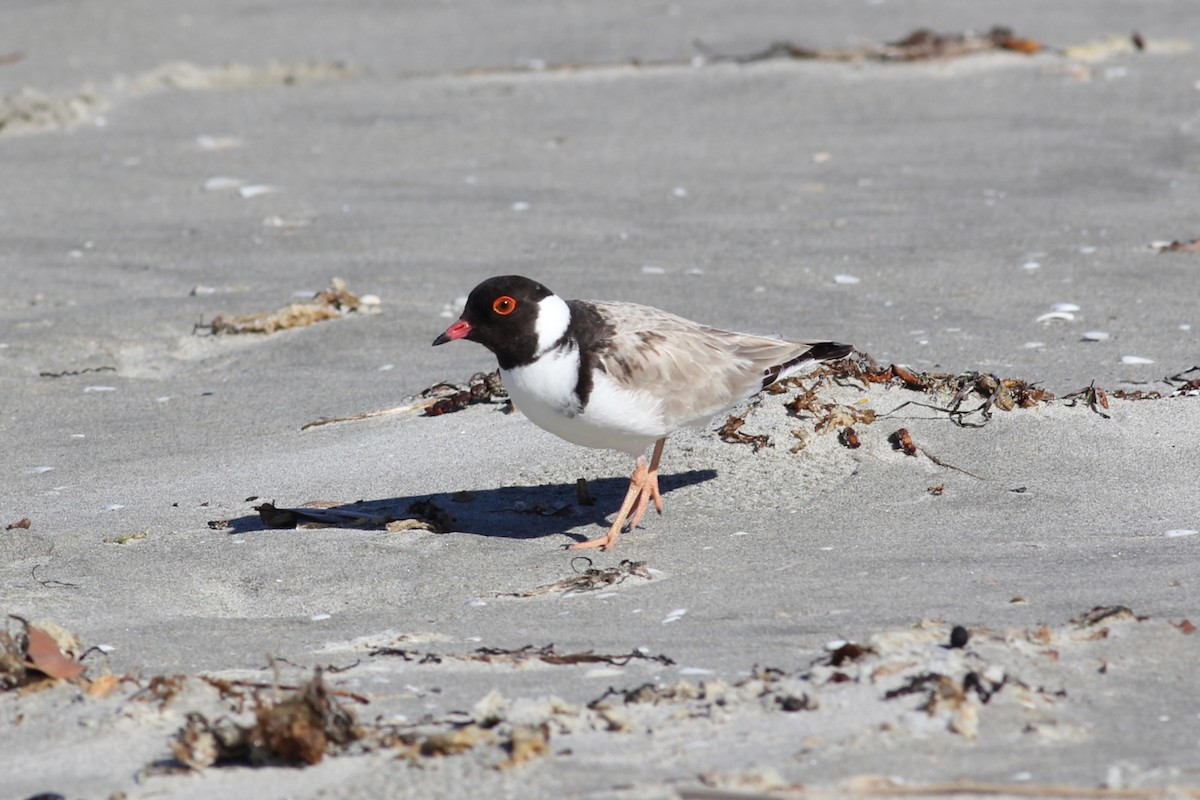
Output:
(433, 275), (853, 550)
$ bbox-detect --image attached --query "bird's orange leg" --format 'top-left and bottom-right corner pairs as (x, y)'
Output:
(571, 455), (648, 551)
(571, 438), (668, 552)
(626, 437), (666, 530)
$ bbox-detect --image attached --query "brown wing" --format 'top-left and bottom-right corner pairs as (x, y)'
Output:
(584, 301), (840, 426)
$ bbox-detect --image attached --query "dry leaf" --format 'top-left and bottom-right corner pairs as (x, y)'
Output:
(26, 625), (86, 679)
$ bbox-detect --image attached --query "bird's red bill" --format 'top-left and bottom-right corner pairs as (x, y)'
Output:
(433, 319), (472, 345)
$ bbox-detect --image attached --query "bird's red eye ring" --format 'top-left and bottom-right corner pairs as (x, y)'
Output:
(492, 295), (517, 315)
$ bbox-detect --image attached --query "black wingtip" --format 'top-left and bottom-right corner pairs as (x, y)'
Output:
(808, 341), (854, 362)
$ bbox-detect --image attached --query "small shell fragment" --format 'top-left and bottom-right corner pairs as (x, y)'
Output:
(197, 135), (242, 150)
(1036, 311), (1075, 323)
(1120, 355), (1154, 365)
(238, 184), (280, 198)
(262, 215), (313, 228)
(1051, 303), (1081, 312)
(1081, 331), (1110, 342)
(834, 274), (861, 285)
(203, 176), (246, 191)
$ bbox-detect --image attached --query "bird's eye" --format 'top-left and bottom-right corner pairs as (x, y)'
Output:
(492, 295), (517, 315)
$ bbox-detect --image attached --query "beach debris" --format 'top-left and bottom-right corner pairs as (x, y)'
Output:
(5, 517), (31, 530)
(785, 381), (876, 432)
(127, 60), (356, 93)
(1071, 605), (1137, 627)
(1063, 381), (1111, 418)
(478, 645), (673, 667)
(497, 723), (551, 769)
(107, 609), (1190, 776)
(30, 564), (80, 589)
(169, 669), (360, 769)
(207, 278), (371, 335)
(0, 85), (108, 136)
(252, 498), (453, 533)
(694, 26), (1043, 65)
(789, 427), (813, 453)
(496, 558), (651, 598)
(370, 642), (673, 668)
(717, 410), (772, 450)
(303, 370), (507, 430)
(2, 617), (87, 687)
(38, 365), (116, 378)
(237, 184), (279, 199)
(837, 427), (861, 448)
(927, 484), (945, 496)
(1152, 237), (1200, 253)
(425, 371), (507, 416)
(1165, 366), (1200, 396)
(197, 134), (242, 150)
(102, 530), (147, 544)
(202, 175), (246, 191)
(889, 427), (918, 456)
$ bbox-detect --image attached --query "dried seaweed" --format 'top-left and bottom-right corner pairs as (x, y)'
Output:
(837, 427), (861, 449)
(497, 558), (651, 598)
(369, 642), (673, 668)
(476, 644), (674, 667)
(206, 278), (371, 335)
(1062, 381), (1111, 418)
(302, 370), (507, 429)
(31, 564), (80, 589)
(717, 412), (772, 450)
(1070, 605), (1136, 627)
(1152, 237), (1200, 253)
(425, 371), (507, 416)
(695, 26), (1043, 65)
(885, 428), (985, 480)
(889, 428), (918, 456)
(169, 670), (360, 769)
(38, 366), (116, 378)
(786, 383), (877, 432)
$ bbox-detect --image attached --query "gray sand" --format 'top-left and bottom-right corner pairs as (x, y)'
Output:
(2, 3), (1198, 798)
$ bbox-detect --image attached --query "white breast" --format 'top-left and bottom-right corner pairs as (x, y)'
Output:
(502, 355), (667, 457)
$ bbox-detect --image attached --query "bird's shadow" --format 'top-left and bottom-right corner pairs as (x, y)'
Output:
(223, 470), (718, 545)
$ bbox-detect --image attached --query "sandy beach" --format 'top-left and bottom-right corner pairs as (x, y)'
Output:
(2, 2), (1198, 798)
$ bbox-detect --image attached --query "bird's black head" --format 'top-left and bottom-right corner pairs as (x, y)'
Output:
(432, 275), (555, 369)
